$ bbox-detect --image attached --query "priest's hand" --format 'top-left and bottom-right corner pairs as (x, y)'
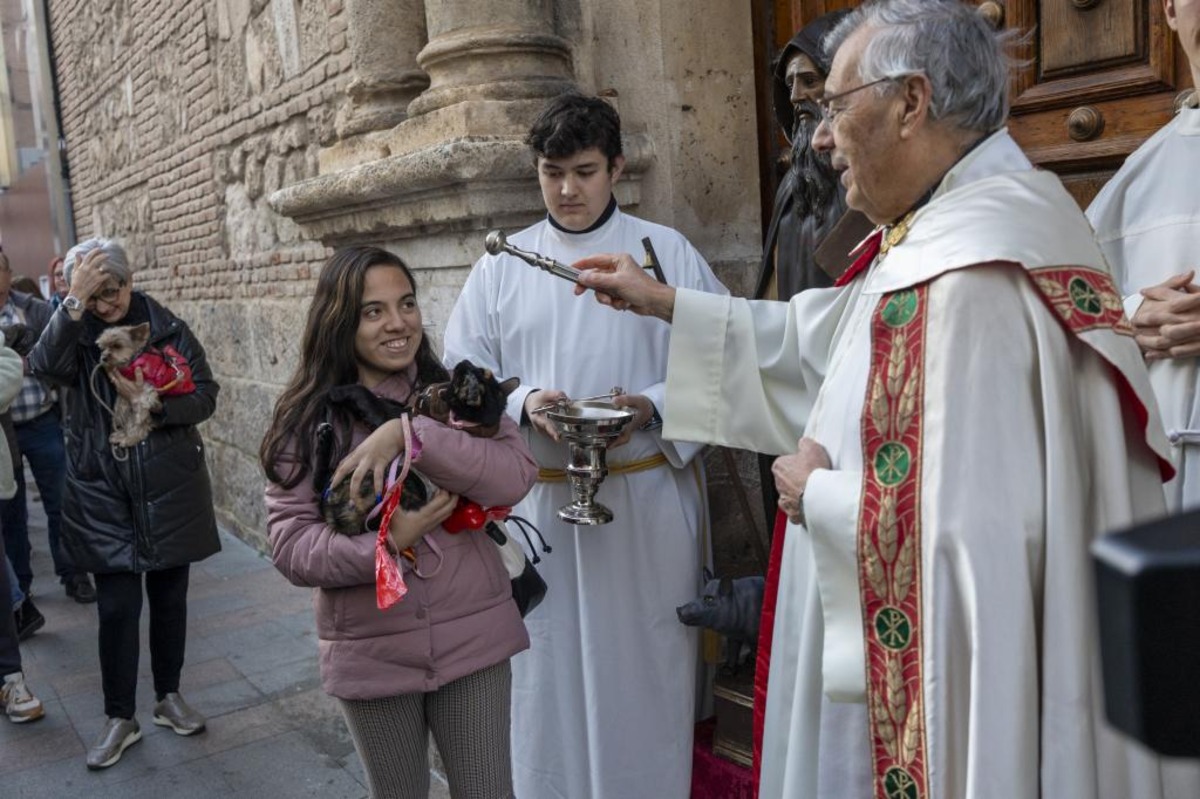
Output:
(1134, 270), (1200, 360)
(608, 393), (655, 449)
(773, 438), (831, 525)
(525, 389), (568, 442)
(573, 253), (676, 322)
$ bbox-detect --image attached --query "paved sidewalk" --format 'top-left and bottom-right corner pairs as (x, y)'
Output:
(0, 487), (450, 798)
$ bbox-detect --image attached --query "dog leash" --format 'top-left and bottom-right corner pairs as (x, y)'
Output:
(88, 362), (131, 463)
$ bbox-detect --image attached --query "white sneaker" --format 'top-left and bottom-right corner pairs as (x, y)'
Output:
(1, 672), (45, 723)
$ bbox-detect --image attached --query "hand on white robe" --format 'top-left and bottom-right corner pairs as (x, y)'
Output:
(1134, 270), (1200, 359)
(772, 437), (832, 524)
(609, 393), (654, 449)
(524, 389), (567, 441)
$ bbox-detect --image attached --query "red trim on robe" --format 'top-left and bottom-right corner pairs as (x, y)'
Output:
(834, 228), (883, 287)
(1026, 265), (1175, 483)
(752, 509), (789, 797)
(858, 286), (931, 797)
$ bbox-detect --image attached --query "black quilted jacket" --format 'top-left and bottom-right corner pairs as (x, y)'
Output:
(29, 292), (220, 573)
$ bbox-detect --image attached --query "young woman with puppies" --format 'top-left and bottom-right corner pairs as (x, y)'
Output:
(261, 246), (536, 799)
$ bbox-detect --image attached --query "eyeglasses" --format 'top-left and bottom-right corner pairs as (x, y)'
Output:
(817, 76), (901, 125)
(87, 284), (124, 307)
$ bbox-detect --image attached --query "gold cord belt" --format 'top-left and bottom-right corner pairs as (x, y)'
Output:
(537, 453), (669, 483)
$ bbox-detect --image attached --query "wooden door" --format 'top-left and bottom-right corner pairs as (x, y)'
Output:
(754, 0), (1196, 213)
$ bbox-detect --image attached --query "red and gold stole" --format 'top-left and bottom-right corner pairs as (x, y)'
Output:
(857, 284), (931, 799)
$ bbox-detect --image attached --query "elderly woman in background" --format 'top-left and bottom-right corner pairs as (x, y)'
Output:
(29, 238), (220, 770)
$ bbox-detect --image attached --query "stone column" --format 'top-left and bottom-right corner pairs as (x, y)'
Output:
(336, 0), (430, 137)
(407, 0), (573, 118)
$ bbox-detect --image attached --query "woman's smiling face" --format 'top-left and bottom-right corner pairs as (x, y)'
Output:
(354, 265), (423, 388)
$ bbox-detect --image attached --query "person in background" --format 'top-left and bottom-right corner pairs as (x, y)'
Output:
(262, 245), (536, 798)
(0, 251), (95, 607)
(30, 238), (220, 769)
(1087, 0), (1200, 514)
(0, 332), (43, 724)
(0, 344), (41, 640)
(48, 256), (67, 309)
(11, 277), (43, 300)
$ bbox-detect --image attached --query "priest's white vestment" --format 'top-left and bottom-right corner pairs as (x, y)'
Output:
(1088, 105), (1200, 512)
(443, 207), (727, 799)
(665, 130), (1189, 799)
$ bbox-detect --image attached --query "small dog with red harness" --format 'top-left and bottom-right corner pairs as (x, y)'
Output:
(95, 322), (196, 447)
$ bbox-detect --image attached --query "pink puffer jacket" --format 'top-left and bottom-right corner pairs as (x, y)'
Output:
(266, 370), (536, 700)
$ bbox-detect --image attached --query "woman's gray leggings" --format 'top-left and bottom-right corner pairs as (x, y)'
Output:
(338, 660), (514, 799)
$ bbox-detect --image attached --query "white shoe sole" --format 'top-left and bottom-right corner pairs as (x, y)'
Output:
(152, 713), (206, 736)
(87, 728), (142, 769)
(7, 706), (45, 723)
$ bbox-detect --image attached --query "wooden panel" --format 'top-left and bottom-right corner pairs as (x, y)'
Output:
(1060, 171), (1118, 210)
(1008, 91), (1178, 169)
(1011, 1), (1175, 111)
(758, 0), (1195, 217)
(1007, 0), (1185, 176)
(1040, 0), (1140, 75)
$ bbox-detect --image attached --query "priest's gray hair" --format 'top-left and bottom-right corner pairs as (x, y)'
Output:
(63, 237), (133, 287)
(825, 0), (1016, 134)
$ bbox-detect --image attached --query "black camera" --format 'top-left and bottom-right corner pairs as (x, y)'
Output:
(1093, 509), (1200, 758)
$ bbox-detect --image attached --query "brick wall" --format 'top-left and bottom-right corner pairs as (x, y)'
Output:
(48, 0), (354, 546)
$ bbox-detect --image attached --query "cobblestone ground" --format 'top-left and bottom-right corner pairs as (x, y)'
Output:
(0, 482), (451, 798)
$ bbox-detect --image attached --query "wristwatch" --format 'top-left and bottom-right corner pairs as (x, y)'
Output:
(62, 295), (83, 312)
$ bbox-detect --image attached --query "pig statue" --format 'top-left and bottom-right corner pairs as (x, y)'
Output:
(676, 573), (765, 675)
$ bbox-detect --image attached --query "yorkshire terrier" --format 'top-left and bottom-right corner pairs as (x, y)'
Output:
(96, 322), (163, 448)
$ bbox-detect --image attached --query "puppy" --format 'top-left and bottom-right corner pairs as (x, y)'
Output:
(96, 322), (163, 448)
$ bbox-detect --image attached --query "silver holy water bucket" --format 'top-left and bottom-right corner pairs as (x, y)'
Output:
(543, 401), (636, 525)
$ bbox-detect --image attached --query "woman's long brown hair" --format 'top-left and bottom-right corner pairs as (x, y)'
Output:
(259, 246), (447, 489)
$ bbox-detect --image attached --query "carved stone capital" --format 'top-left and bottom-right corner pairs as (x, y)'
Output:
(269, 134), (653, 257)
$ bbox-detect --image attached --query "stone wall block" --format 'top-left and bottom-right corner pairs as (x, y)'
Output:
(262, 154), (287, 198)
(208, 440), (268, 545)
(250, 299), (309, 385)
(272, 118), (309, 153)
(298, 0), (332, 71)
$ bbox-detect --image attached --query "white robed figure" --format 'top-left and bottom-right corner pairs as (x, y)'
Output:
(443, 93), (726, 799)
(574, 4), (1200, 797)
(1087, 81), (1200, 512)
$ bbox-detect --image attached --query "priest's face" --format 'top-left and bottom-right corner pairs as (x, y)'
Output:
(354, 265), (423, 389)
(1166, 0), (1200, 81)
(813, 27), (909, 225)
(537, 148), (626, 231)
